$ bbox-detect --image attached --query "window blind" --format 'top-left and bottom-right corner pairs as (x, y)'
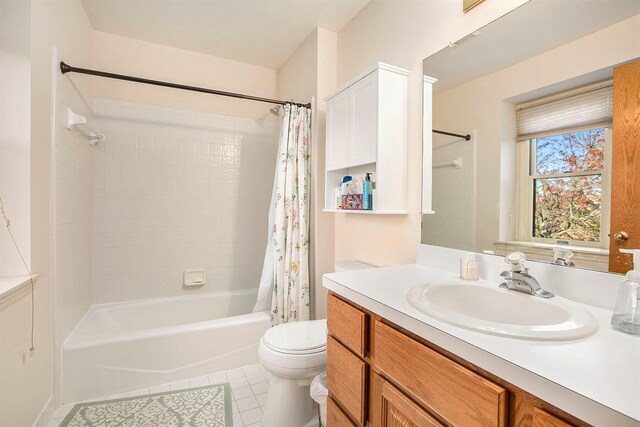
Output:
(516, 83), (613, 140)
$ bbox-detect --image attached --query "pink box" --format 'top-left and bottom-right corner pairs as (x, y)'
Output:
(341, 194), (363, 210)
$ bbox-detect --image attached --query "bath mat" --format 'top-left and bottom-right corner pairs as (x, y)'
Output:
(59, 383), (232, 427)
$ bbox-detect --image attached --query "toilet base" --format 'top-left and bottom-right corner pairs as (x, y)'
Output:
(262, 375), (320, 427)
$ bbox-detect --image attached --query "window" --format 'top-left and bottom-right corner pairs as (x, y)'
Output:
(516, 82), (612, 247)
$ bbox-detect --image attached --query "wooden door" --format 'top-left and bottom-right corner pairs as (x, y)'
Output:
(610, 59), (640, 273)
(372, 374), (443, 427)
(349, 71), (378, 167)
(326, 89), (350, 170)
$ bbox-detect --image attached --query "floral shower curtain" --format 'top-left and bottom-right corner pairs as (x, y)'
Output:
(253, 104), (311, 325)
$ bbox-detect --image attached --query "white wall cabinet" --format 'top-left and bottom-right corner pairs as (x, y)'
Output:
(324, 63), (409, 214)
(326, 89), (350, 170)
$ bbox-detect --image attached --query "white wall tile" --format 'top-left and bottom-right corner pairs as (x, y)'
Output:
(92, 98), (279, 303)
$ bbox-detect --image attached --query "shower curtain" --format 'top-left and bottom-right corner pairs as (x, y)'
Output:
(253, 104), (311, 325)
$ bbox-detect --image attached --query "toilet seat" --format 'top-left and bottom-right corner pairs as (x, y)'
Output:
(259, 319), (327, 372)
(262, 319), (327, 355)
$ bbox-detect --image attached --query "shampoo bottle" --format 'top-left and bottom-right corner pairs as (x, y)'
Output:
(363, 173), (373, 210)
(611, 248), (640, 335)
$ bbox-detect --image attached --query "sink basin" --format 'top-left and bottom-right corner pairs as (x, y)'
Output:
(407, 283), (598, 340)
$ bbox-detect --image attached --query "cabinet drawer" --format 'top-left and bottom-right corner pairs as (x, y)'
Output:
(327, 396), (356, 427)
(328, 293), (367, 357)
(375, 321), (508, 427)
(532, 407), (574, 427)
(327, 336), (367, 426)
(377, 374), (444, 427)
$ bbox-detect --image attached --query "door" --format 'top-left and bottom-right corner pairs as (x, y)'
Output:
(326, 89), (350, 171)
(609, 59), (640, 273)
(372, 374), (443, 427)
(349, 71), (378, 167)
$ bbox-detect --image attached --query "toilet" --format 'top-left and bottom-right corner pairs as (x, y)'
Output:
(259, 261), (374, 427)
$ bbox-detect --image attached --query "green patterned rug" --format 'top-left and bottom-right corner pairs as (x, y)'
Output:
(60, 383), (232, 427)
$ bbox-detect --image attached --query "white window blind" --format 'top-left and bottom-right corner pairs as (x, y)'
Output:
(517, 83), (613, 140)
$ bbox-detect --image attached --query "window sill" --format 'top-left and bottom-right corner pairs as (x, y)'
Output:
(494, 241), (609, 271)
(0, 274), (40, 311)
(495, 240), (608, 255)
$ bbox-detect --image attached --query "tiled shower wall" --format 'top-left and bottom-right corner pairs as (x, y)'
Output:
(422, 137), (476, 252)
(92, 99), (279, 303)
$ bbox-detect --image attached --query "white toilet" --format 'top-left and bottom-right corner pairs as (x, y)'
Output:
(259, 319), (327, 427)
(259, 261), (374, 427)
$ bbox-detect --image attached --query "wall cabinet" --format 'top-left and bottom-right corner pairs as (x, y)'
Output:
(324, 63), (409, 214)
(326, 292), (590, 427)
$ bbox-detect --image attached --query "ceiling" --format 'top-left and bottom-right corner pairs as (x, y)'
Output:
(423, 0), (640, 93)
(81, 0), (370, 70)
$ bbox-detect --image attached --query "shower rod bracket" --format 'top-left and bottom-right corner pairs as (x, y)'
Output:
(60, 61), (311, 109)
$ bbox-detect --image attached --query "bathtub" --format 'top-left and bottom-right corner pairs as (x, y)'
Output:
(62, 289), (270, 403)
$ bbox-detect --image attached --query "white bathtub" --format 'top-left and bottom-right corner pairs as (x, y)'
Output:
(62, 289), (270, 403)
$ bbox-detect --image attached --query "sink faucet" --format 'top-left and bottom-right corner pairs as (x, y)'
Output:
(499, 252), (554, 299)
(552, 247), (575, 267)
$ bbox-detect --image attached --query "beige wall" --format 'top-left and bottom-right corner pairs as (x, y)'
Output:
(431, 12), (640, 253)
(0, 1), (41, 425)
(93, 32), (279, 119)
(0, 0), (96, 424)
(277, 28), (337, 318)
(334, 0), (529, 267)
(0, 0), (31, 276)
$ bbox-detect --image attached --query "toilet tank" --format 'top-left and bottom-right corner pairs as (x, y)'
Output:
(333, 261), (376, 272)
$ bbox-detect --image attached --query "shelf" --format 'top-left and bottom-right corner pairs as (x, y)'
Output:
(323, 209), (408, 215)
(0, 274), (40, 311)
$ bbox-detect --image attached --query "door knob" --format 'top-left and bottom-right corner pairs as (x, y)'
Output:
(614, 231), (629, 241)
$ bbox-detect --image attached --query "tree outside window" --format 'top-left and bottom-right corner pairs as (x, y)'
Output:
(532, 128), (606, 242)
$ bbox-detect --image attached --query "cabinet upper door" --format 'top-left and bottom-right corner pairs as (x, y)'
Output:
(349, 71), (378, 167)
(326, 89), (350, 171)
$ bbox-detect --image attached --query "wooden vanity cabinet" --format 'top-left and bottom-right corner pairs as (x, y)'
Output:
(326, 292), (589, 427)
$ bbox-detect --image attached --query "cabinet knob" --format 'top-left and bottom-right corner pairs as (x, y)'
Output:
(614, 231), (630, 241)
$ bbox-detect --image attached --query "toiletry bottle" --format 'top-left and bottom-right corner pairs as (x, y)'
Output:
(340, 176), (352, 209)
(611, 248), (640, 335)
(363, 173), (372, 210)
(460, 252), (479, 280)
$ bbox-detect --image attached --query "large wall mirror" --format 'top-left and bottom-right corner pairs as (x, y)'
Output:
(421, 0), (640, 274)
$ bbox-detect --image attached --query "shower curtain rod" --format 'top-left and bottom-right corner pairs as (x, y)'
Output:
(433, 129), (471, 141)
(431, 129), (471, 141)
(60, 61), (311, 108)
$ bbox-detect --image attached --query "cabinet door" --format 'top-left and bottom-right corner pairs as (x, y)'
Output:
(328, 397), (356, 427)
(327, 336), (367, 426)
(373, 374), (443, 427)
(326, 89), (350, 170)
(532, 407), (574, 427)
(349, 71), (378, 167)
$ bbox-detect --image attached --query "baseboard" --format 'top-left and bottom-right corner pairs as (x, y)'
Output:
(32, 394), (55, 427)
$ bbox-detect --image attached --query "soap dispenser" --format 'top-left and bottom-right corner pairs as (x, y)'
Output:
(611, 248), (640, 335)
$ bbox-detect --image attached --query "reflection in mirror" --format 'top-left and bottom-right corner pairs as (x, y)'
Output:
(421, 0), (640, 273)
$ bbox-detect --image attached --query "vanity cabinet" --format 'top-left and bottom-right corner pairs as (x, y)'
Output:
(326, 293), (589, 427)
(324, 62), (409, 214)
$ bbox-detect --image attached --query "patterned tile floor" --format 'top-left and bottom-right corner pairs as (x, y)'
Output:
(47, 364), (271, 427)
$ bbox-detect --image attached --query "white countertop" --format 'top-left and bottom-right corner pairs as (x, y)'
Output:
(323, 264), (640, 427)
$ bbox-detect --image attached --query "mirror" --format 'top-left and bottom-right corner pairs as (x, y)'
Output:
(421, 0), (640, 273)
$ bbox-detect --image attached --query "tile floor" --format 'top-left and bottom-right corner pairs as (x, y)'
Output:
(47, 364), (272, 427)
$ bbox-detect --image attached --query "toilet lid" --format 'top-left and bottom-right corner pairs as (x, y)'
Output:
(263, 319), (327, 354)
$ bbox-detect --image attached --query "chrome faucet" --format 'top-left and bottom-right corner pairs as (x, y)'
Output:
(552, 247), (575, 267)
(499, 252), (554, 299)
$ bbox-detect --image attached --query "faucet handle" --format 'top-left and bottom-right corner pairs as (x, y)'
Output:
(553, 247), (575, 266)
(505, 251), (527, 273)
